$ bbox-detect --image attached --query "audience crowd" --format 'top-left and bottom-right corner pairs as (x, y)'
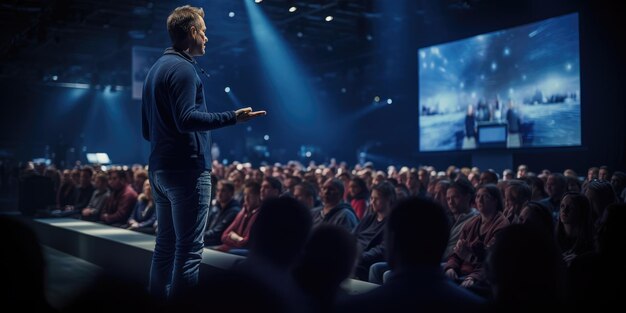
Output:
(6, 159), (626, 312)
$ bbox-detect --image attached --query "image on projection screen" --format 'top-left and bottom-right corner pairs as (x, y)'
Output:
(418, 13), (581, 152)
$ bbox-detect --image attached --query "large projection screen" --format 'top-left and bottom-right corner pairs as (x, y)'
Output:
(418, 13), (581, 152)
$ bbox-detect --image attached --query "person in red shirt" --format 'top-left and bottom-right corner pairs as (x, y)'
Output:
(215, 181), (262, 253)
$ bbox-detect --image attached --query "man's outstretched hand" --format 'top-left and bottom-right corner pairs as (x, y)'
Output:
(235, 107), (267, 123)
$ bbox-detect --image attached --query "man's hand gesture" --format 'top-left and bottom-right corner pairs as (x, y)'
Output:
(235, 107), (266, 123)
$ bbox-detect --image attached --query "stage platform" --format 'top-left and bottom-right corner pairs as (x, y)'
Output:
(28, 218), (378, 295)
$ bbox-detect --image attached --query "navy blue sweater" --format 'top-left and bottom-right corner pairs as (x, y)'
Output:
(142, 48), (237, 170)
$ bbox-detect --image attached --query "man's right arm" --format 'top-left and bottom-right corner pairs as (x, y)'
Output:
(170, 65), (266, 132)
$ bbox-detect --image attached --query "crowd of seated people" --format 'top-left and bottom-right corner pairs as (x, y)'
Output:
(10, 158), (626, 311)
(17, 163), (156, 233)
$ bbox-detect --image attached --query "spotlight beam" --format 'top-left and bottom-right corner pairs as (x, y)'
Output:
(206, 1), (338, 54)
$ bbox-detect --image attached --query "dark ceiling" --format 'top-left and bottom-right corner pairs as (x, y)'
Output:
(0, 0), (579, 88)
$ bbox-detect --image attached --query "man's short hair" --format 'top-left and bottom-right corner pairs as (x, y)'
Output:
(371, 181), (397, 205)
(95, 172), (108, 183)
(387, 197), (450, 266)
(295, 182), (317, 199)
(109, 169), (127, 181)
(449, 178), (475, 197)
(167, 5), (205, 46)
(264, 176), (283, 194)
(244, 181), (261, 196)
(326, 178), (345, 199)
(218, 179), (235, 193)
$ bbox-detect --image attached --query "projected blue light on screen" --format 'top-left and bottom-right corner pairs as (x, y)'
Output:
(418, 13), (581, 152)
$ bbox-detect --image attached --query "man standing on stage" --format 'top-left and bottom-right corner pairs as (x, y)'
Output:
(142, 5), (265, 299)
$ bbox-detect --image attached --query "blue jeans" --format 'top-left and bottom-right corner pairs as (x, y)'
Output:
(368, 261), (391, 284)
(148, 169), (211, 299)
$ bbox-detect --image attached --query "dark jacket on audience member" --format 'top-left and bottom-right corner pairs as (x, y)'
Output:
(74, 184), (95, 211)
(205, 199), (241, 246)
(353, 213), (387, 280)
(312, 202), (358, 232)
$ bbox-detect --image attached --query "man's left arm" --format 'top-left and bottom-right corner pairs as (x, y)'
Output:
(170, 65), (237, 132)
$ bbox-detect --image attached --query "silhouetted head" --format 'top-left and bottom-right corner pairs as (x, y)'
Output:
(584, 179), (617, 221)
(294, 224), (357, 289)
(519, 201), (553, 235)
(596, 203), (626, 258)
(386, 197), (450, 269)
(559, 192), (591, 227)
(0, 216), (47, 308)
(486, 224), (565, 309)
(249, 197), (313, 268)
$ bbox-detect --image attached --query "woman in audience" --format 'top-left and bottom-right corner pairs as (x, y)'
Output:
(125, 179), (156, 234)
(554, 192), (594, 267)
(503, 180), (531, 224)
(444, 184), (509, 290)
(432, 179), (451, 212)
